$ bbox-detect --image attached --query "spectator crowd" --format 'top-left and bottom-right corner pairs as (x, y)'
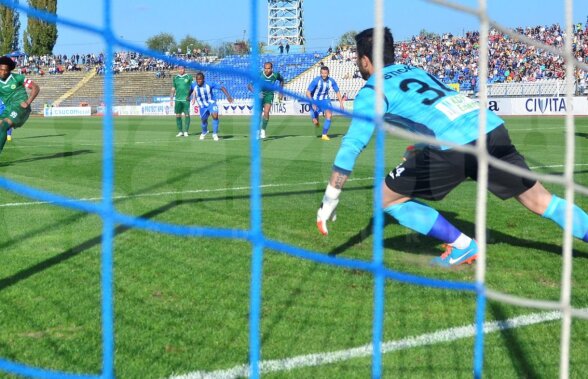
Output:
(395, 21), (588, 90)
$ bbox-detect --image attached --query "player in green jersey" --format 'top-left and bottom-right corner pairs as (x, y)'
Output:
(0, 56), (39, 156)
(170, 65), (194, 137)
(247, 62), (284, 139)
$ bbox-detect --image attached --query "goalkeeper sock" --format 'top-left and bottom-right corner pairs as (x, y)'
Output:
(450, 233), (472, 249)
(322, 119), (331, 135)
(184, 116), (190, 132)
(212, 119), (219, 134)
(542, 195), (588, 242)
(385, 200), (462, 243)
(176, 117), (182, 132)
(261, 118), (269, 131)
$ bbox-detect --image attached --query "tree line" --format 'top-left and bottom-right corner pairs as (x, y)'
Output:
(146, 31), (358, 58)
(1, 0), (57, 56)
(0, 0), (358, 58)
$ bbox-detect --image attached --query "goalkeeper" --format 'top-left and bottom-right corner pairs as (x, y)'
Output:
(0, 56), (39, 156)
(317, 27), (588, 267)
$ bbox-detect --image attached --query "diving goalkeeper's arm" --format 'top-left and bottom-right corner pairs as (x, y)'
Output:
(316, 83), (377, 236)
(317, 170), (349, 235)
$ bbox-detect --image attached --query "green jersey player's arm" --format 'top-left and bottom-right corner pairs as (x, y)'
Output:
(23, 78), (40, 108)
(277, 73), (284, 100)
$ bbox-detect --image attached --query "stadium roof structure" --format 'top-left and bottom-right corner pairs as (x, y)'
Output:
(267, 0), (305, 46)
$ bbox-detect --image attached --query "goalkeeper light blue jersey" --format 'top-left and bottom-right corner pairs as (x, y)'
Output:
(333, 64), (504, 173)
(307, 76), (340, 100)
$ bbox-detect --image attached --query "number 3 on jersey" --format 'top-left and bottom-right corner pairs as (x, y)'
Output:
(399, 73), (453, 106)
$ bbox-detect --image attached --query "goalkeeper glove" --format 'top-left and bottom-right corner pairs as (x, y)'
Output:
(317, 184), (341, 235)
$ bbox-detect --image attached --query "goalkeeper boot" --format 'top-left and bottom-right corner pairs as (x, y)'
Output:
(321, 134), (330, 141)
(6, 135), (11, 142)
(430, 240), (478, 267)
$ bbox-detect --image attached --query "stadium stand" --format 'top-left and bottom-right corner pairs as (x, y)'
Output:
(487, 79), (568, 97)
(26, 70), (90, 113)
(55, 52), (329, 106)
(18, 19), (587, 112)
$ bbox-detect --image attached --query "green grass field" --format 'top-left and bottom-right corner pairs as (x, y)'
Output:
(0, 115), (587, 378)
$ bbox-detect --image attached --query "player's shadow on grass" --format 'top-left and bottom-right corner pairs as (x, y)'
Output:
(576, 132), (588, 139)
(315, 133), (344, 139)
(0, 156), (246, 291)
(0, 149), (94, 166)
(0, 199), (183, 291)
(328, 212), (588, 260)
(19, 133), (66, 140)
(488, 303), (541, 379)
(0, 158), (338, 285)
(547, 169), (588, 176)
(260, 134), (303, 141)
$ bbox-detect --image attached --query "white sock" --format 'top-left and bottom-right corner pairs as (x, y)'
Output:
(450, 233), (472, 249)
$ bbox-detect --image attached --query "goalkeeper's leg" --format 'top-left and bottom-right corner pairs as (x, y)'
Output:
(519, 182), (588, 242)
(542, 195), (588, 242)
(384, 199), (477, 266)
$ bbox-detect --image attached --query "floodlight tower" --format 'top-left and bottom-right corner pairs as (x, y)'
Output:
(267, 0), (304, 49)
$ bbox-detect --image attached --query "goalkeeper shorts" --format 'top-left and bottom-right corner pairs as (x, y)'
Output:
(385, 124), (536, 201)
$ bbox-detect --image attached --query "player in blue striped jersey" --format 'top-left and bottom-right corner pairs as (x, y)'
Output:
(316, 27), (588, 267)
(191, 72), (233, 141)
(306, 66), (345, 141)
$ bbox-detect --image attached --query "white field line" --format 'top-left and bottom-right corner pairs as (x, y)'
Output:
(0, 177), (373, 208)
(6, 135), (318, 149)
(1, 163), (587, 209)
(168, 310), (563, 379)
(8, 124), (586, 149)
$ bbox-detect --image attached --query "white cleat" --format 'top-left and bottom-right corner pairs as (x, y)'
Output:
(260, 129), (266, 139)
(212, 133), (219, 141)
(176, 132), (183, 137)
(183, 132), (189, 137)
(199, 132), (208, 140)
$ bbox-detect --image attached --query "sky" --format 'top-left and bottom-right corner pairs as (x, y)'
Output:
(12, 0), (588, 55)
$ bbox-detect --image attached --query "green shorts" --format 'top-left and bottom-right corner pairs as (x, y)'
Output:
(261, 92), (274, 105)
(174, 100), (190, 115)
(1, 105), (31, 128)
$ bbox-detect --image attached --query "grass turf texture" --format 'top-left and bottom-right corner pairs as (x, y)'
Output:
(0, 115), (587, 378)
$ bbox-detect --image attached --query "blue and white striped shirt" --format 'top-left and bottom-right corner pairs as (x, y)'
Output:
(192, 82), (221, 107)
(307, 76), (340, 100)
